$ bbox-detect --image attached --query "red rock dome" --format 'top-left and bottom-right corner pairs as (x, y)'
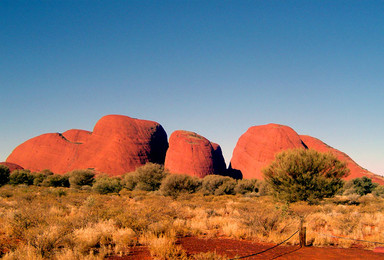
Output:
(300, 135), (384, 185)
(230, 123), (306, 179)
(6, 115), (168, 176)
(164, 131), (226, 178)
(0, 162), (24, 172)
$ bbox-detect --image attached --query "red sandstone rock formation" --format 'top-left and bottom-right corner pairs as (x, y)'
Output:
(164, 131), (226, 178)
(300, 135), (384, 185)
(62, 129), (91, 143)
(6, 115), (168, 176)
(0, 162), (24, 172)
(230, 123), (306, 179)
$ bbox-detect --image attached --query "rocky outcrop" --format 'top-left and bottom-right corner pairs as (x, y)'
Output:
(229, 123), (307, 179)
(6, 115), (168, 176)
(300, 135), (384, 185)
(164, 131), (226, 178)
(0, 162), (24, 172)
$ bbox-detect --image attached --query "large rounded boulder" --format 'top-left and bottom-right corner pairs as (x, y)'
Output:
(164, 130), (226, 178)
(300, 135), (384, 185)
(0, 162), (24, 172)
(230, 123), (306, 179)
(6, 115), (168, 176)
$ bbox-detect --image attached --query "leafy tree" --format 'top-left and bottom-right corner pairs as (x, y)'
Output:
(160, 174), (201, 198)
(68, 170), (95, 188)
(0, 165), (10, 186)
(201, 175), (237, 195)
(9, 170), (35, 185)
(263, 149), (349, 203)
(42, 174), (70, 187)
(122, 163), (168, 191)
(351, 177), (378, 196)
(93, 176), (122, 194)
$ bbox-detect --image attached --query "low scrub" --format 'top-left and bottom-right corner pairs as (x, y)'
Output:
(68, 169), (95, 188)
(160, 174), (202, 198)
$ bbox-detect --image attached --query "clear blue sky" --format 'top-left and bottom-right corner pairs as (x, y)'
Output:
(1, 1), (383, 175)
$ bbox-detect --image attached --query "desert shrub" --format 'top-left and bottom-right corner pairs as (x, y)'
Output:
(122, 163), (168, 191)
(263, 149), (349, 203)
(160, 174), (202, 198)
(373, 185), (384, 198)
(121, 172), (137, 191)
(0, 165), (10, 186)
(234, 179), (258, 194)
(42, 174), (70, 187)
(352, 177), (378, 196)
(32, 170), (53, 186)
(68, 170), (95, 188)
(9, 170), (35, 185)
(201, 175), (237, 195)
(93, 176), (122, 194)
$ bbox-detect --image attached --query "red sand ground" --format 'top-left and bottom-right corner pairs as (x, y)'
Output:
(109, 237), (384, 259)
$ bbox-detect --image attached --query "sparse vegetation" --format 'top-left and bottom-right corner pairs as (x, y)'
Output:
(0, 162), (383, 259)
(9, 169), (35, 185)
(160, 174), (201, 198)
(122, 163), (168, 191)
(263, 149), (349, 203)
(68, 169), (95, 188)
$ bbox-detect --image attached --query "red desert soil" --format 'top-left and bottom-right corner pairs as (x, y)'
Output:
(109, 237), (384, 260)
(165, 130), (226, 178)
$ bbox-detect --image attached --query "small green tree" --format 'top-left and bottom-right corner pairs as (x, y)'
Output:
(93, 176), (122, 194)
(42, 174), (70, 187)
(160, 174), (201, 198)
(351, 177), (378, 196)
(201, 175), (237, 195)
(263, 149), (349, 203)
(122, 163), (168, 191)
(68, 170), (95, 188)
(9, 170), (35, 185)
(0, 165), (10, 186)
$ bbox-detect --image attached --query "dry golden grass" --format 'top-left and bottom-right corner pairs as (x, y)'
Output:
(0, 185), (383, 259)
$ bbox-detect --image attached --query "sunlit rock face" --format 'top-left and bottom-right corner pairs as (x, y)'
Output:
(164, 130), (226, 178)
(300, 135), (384, 185)
(229, 123), (307, 179)
(6, 115), (168, 176)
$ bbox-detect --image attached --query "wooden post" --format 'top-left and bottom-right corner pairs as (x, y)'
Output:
(299, 219), (306, 247)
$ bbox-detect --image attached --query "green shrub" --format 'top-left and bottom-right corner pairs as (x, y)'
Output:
(234, 179), (259, 194)
(68, 170), (95, 188)
(263, 149), (349, 203)
(9, 170), (35, 185)
(93, 176), (122, 194)
(32, 169), (54, 186)
(122, 172), (137, 191)
(373, 185), (384, 198)
(201, 175), (237, 195)
(0, 165), (10, 186)
(352, 177), (378, 196)
(160, 174), (201, 198)
(122, 163), (168, 191)
(42, 174), (70, 187)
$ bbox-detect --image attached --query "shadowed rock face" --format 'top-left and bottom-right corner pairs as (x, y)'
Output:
(0, 162), (24, 172)
(230, 123), (307, 179)
(300, 135), (384, 185)
(6, 115), (168, 176)
(164, 131), (226, 178)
